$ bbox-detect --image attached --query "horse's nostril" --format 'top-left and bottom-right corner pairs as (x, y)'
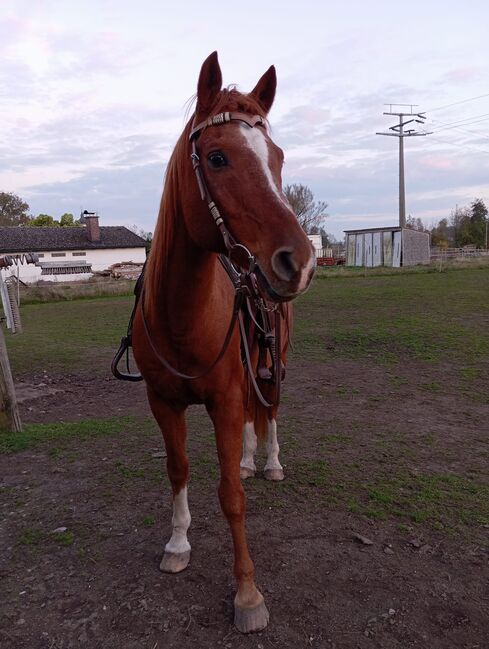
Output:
(271, 248), (299, 282)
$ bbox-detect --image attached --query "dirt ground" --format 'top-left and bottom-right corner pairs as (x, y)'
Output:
(1, 354), (488, 649)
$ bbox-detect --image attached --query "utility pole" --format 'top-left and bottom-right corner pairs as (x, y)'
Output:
(377, 104), (431, 228)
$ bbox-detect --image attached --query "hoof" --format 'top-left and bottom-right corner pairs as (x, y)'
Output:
(159, 550), (191, 573)
(234, 599), (269, 633)
(264, 468), (284, 481)
(240, 466), (255, 479)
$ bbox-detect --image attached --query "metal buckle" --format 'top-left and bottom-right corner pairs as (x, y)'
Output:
(229, 244), (255, 274)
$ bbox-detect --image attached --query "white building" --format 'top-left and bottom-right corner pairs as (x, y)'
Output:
(307, 234), (323, 257)
(0, 215), (147, 283)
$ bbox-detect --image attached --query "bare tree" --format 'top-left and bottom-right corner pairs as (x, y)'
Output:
(284, 184), (328, 234)
(405, 215), (426, 232)
(130, 224), (153, 252)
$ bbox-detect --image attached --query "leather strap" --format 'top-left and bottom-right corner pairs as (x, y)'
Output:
(189, 112), (265, 141)
(139, 283), (245, 381)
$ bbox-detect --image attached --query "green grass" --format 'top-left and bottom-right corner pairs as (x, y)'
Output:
(293, 267), (489, 365)
(4, 295), (136, 375)
(18, 279), (135, 305)
(0, 415), (154, 453)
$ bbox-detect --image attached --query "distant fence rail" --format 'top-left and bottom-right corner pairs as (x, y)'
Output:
(430, 247), (489, 261)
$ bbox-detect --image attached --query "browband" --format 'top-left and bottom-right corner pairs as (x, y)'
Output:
(189, 112), (266, 140)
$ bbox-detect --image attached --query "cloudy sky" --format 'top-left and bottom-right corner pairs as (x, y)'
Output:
(1, 0), (488, 238)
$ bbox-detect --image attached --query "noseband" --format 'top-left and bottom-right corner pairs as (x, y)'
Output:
(112, 111), (284, 408)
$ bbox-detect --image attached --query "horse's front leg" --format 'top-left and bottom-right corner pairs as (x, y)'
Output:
(147, 390), (191, 573)
(207, 393), (269, 633)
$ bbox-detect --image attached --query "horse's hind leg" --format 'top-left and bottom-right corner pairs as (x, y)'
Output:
(264, 417), (284, 481)
(147, 390), (191, 573)
(207, 393), (269, 633)
(240, 420), (257, 479)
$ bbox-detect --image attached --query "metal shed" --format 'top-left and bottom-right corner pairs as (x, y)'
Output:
(344, 226), (430, 267)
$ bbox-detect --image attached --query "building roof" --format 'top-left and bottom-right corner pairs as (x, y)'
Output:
(344, 226), (430, 238)
(344, 226), (402, 234)
(0, 226), (147, 253)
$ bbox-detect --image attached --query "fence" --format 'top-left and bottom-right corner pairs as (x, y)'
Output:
(430, 247), (489, 261)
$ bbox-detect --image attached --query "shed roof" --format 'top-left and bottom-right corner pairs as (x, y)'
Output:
(0, 226), (147, 253)
(344, 226), (402, 234)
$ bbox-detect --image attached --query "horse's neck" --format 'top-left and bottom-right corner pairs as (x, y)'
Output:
(151, 222), (223, 334)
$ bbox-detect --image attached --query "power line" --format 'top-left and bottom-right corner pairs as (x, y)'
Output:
(426, 112), (489, 130)
(426, 93), (489, 113)
(429, 118), (489, 142)
(418, 129), (489, 155)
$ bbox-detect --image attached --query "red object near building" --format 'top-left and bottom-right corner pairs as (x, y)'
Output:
(316, 256), (345, 266)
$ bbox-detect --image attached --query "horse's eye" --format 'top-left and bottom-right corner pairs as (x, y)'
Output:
(208, 151), (228, 168)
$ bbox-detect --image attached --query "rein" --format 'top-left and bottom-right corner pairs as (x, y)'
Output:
(112, 111), (283, 408)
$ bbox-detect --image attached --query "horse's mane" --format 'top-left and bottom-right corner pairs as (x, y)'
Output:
(144, 88), (268, 306)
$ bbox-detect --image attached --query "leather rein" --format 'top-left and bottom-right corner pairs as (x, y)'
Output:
(112, 111), (283, 408)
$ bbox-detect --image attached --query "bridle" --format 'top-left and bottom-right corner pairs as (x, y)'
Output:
(189, 111), (267, 272)
(112, 111), (284, 408)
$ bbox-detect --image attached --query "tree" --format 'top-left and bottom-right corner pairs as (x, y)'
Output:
(30, 214), (59, 227)
(0, 192), (30, 226)
(405, 215), (426, 232)
(130, 225), (153, 253)
(451, 206), (472, 247)
(469, 198), (488, 249)
(430, 217), (451, 248)
(59, 213), (77, 227)
(283, 183), (328, 234)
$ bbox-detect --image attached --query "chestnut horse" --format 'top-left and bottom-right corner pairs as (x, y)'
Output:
(131, 52), (314, 633)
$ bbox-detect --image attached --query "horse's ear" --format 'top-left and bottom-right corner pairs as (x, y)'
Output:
(196, 51), (222, 117)
(249, 65), (276, 114)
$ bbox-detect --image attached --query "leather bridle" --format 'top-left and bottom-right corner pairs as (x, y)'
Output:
(189, 111), (267, 272)
(112, 111), (284, 408)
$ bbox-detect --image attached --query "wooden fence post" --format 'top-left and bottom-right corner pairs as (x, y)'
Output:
(0, 325), (22, 433)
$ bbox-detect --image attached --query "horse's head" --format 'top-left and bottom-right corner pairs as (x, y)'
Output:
(184, 52), (315, 301)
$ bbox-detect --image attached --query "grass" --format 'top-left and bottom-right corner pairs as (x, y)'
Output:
(0, 415), (155, 453)
(17, 527), (75, 547)
(18, 278), (135, 305)
(293, 267), (489, 366)
(4, 295), (136, 375)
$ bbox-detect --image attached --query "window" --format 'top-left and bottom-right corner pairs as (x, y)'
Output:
(72, 251), (86, 256)
(51, 252), (66, 258)
(37, 253), (45, 258)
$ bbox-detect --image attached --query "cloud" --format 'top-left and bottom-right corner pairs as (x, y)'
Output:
(25, 162), (166, 231)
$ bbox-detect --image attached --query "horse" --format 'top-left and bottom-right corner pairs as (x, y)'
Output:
(131, 51), (315, 633)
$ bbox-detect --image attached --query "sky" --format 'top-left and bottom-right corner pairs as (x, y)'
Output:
(1, 0), (488, 239)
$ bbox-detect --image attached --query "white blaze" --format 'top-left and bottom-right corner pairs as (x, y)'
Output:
(238, 125), (293, 211)
(165, 486), (191, 554)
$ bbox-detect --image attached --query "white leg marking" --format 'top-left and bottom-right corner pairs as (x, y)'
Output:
(240, 421), (257, 473)
(165, 486), (191, 554)
(264, 419), (283, 472)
